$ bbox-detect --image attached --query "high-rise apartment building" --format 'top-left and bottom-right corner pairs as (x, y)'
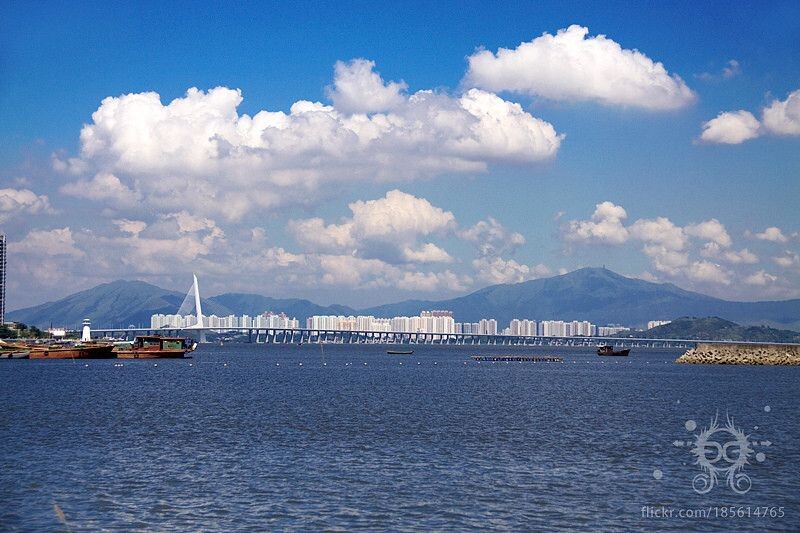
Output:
(0, 234), (5, 325)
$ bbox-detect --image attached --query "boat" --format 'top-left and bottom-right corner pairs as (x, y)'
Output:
(387, 349), (414, 355)
(27, 342), (115, 359)
(0, 347), (30, 359)
(115, 335), (197, 359)
(597, 345), (630, 356)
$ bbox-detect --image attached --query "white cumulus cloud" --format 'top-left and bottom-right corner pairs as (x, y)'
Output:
(289, 190), (455, 264)
(755, 226), (789, 243)
(465, 25), (696, 110)
(59, 172), (141, 207)
(563, 201), (629, 245)
(460, 217), (526, 257)
(700, 89), (800, 144)
(55, 62), (562, 220)
(762, 89), (800, 135)
(10, 228), (84, 258)
(472, 257), (549, 284)
(327, 59), (407, 114)
(701, 243), (758, 265)
(0, 188), (54, 222)
(113, 219), (147, 236)
(773, 251), (799, 269)
(685, 219), (732, 247)
(699, 110), (761, 144)
(685, 260), (732, 285)
(396, 270), (470, 292)
(744, 270), (778, 286)
(630, 217), (687, 251)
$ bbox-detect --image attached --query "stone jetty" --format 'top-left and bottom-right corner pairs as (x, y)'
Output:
(676, 342), (800, 365)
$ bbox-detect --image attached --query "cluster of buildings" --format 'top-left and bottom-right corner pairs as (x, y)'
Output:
(307, 310), (459, 334)
(151, 311), (299, 330)
(306, 311), (629, 337)
(504, 319), (629, 337)
(151, 307), (636, 338)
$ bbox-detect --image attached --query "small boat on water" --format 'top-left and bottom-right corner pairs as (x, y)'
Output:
(387, 349), (414, 355)
(597, 345), (630, 357)
(115, 335), (196, 359)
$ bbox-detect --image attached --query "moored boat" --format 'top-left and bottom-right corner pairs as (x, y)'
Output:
(27, 343), (115, 359)
(387, 349), (414, 355)
(115, 335), (196, 359)
(597, 345), (630, 356)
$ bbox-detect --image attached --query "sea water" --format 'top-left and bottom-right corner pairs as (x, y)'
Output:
(1, 344), (798, 530)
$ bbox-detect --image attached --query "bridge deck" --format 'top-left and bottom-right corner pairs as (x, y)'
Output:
(88, 326), (800, 348)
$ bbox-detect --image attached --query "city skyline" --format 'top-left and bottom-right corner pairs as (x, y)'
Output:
(2, 2), (799, 311)
(151, 309), (632, 338)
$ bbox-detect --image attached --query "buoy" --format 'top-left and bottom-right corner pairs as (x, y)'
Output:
(299, 362), (303, 366)
(154, 363), (158, 367)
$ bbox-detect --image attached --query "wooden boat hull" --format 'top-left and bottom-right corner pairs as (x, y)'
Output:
(28, 345), (115, 359)
(0, 350), (30, 359)
(116, 349), (190, 359)
(113, 335), (195, 359)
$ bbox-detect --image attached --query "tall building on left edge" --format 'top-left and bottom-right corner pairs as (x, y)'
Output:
(0, 234), (6, 325)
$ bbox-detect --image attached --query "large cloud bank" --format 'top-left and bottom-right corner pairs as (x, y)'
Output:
(56, 59), (562, 220)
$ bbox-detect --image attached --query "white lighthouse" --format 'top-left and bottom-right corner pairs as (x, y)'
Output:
(81, 318), (92, 342)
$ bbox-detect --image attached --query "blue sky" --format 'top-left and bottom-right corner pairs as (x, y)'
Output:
(1, 1), (799, 309)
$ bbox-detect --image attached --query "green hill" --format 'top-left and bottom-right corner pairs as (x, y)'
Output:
(635, 317), (800, 343)
(6, 280), (231, 329)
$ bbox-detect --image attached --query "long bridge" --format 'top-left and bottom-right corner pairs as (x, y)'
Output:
(90, 325), (706, 349)
(89, 274), (792, 349)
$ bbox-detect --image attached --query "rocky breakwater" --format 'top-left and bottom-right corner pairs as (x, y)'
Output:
(676, 342), (800, 365)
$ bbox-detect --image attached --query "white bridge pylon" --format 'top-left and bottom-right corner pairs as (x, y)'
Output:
(176, 273), (206, 340)
(187, 273), (204, 329)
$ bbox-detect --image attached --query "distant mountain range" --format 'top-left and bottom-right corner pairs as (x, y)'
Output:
(358, 268), (800, 330)
(632, 317), (800, 343)
(7, 267), (800, 331)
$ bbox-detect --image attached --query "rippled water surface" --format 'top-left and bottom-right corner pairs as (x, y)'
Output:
(1, 344), (799, 530)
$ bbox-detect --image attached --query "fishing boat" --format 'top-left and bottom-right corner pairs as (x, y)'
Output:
(387, 349), (414, 355)
(115, 335), (197, 359)
(27, 342), (115, 359)
(597, 345), (630, 357)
